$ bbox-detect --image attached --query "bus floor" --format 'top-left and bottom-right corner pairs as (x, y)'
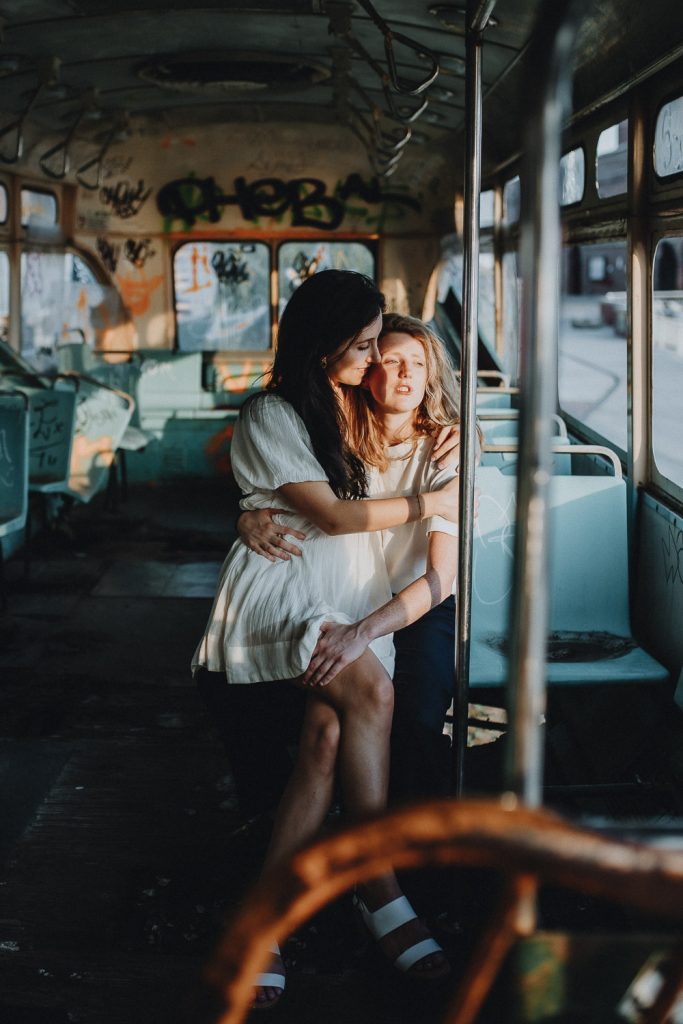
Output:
(0, 482), (680, 1024)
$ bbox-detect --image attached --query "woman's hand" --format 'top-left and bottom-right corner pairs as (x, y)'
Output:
(432, 424), (461, 470)
(237, 508), (306, 562)
(302, 621), (370, 687)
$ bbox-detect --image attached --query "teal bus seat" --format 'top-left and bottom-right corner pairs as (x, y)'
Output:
(61, 374), (134, 503)
(479, 442), (619, 477)
(0, 391), (29, 539)
(476, 387), (519, 410)
(481, 412), (567, 441)
(470, 466), (669, 688)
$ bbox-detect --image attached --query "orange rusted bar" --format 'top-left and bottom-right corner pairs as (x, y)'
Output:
(204, 798), (683, 1024)
(443, 874), (537, 1024)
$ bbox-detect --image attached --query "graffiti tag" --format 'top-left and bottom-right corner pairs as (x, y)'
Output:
(124, 237), (156, 269)
(100, 179), (153, 219)
(662, 523), (683, 585)
(156, 173), (421, 231)
(97, 237), (120, 273)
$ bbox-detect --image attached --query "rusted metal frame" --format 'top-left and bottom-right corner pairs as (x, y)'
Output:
(354, 0), (439, 95)
(206, 798), (683, 1024)
(626, 89), (649, 622)
(641, 944), (683, 1024)
(504, 0), (582, 806)
(76, 116), (127, 191)
(38, 105), (87, 180)
(443, 874), (537, 1024)
(453, 11), (484, 796)
(0, 83), (42, 164)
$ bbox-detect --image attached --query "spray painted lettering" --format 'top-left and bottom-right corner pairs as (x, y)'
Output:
(97, 237), (120, 273)
(100, 179), (152, 219)
(157, 174), (420, 231)
(124, 238), (156, 269)
(662, 523), (683, 585)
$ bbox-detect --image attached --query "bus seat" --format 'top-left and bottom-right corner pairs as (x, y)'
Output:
(480, 442), (618, 477)
(476, 388), (518, 410)
(469, 466), (669, 688)
(61, 375), (135, 503)
(481, 412), (567, 441)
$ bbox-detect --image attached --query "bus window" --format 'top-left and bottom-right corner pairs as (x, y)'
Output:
(20, 251), (123, 371)
(559, 241), (627, 449)
(502, 250), (521, 381)
(596, 119), (628, 197)
(503, 176), (520, 226)
(479, 240), (495, 355)
(654, 96), (683, 178)
(560, 147), (585, 206)
(20, 188), (58, 228)
(0, 183), (7, 225)
(0, 250), (8, 342)
(277, 241), (375, 312)
(174, 241), (270, 352)
(479, 189), (494, 228)
(652, 237), (683, 487)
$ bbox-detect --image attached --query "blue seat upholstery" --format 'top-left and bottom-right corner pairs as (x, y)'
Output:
(0, 391), (29, 540)
(470, 466), (669, 688)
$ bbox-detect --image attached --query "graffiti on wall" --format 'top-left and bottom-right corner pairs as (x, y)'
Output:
(156, 173), (421, 232)
(100, 179), (153, 219)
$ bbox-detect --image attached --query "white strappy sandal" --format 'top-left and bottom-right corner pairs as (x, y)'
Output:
(353, 893), (450, 979)
(253, 941), (286, 1011)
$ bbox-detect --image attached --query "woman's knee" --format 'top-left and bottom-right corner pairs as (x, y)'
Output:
(350, 662), (394, 720)
(300, 704), (340, 775)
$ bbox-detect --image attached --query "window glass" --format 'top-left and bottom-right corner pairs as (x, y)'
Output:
(559, 147), (585, 206)
(21, 188), (58, 228)
(654, 96), (683, 178)
(502, 251), (521, 381)
(478, 243), (495, 353)
(21, 251), (123, 372)
(503, 176), (520, 226)
(558, 241), (627, 448)
(277, 241), (374, 313)
(0, 250), (9, 342)
(0, 184), (7, 225)
(652, 237), (683, 486)
(479, 189), (494, 229)
(174, 241), (270, 351)
(596, 120), (628, 198)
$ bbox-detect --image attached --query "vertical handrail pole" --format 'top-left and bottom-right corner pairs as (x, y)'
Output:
(505, 0), (581, 805)
(453, 1), (487, 795)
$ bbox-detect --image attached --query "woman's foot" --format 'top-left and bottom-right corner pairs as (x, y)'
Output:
(252, 945), (285, 1010)
(355, 888), (450, 980)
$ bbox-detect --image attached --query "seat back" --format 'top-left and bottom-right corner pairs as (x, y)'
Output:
(0, 392), (29, 537)
(66, 377), (134, 502)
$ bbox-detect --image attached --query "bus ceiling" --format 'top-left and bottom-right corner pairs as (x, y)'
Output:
(0, 1), (681, 185)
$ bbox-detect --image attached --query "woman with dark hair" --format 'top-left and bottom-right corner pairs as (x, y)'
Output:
(192, 271), (458, 1008)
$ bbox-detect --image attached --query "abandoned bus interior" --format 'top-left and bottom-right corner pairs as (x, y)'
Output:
(0, 0), (682, 1021)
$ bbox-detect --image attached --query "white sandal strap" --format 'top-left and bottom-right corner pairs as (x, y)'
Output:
(356, 894), (417, 939)
(256, 972), (285, 989)
(394, 937), (444, 973)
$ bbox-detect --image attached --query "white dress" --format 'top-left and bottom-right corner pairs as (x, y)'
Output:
(367, 437), (458, 593)
(192, 394), (395, 683)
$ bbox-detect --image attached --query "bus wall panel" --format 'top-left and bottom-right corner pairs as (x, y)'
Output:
(636, 494), (683, 674)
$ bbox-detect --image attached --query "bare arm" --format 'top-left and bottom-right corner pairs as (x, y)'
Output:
(303, 530), (458, 687)
(274, 477), (458, 537)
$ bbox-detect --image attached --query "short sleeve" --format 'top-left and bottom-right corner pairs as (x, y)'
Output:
(231, 395), (329, 492)
(422, 456), (459, 538)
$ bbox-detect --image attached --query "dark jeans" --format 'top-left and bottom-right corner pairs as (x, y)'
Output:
(195, 595), (456, 817)
(390, 595), (455, 805)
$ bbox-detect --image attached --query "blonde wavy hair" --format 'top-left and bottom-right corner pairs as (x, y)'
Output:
(346, 313), (461, 472)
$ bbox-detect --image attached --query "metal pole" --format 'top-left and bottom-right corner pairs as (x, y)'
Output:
(504, 0), (582, 805)
(453, 4), (485, 795)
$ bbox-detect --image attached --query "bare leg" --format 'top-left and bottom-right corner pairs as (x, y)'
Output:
(254, 696), (340, 1007)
